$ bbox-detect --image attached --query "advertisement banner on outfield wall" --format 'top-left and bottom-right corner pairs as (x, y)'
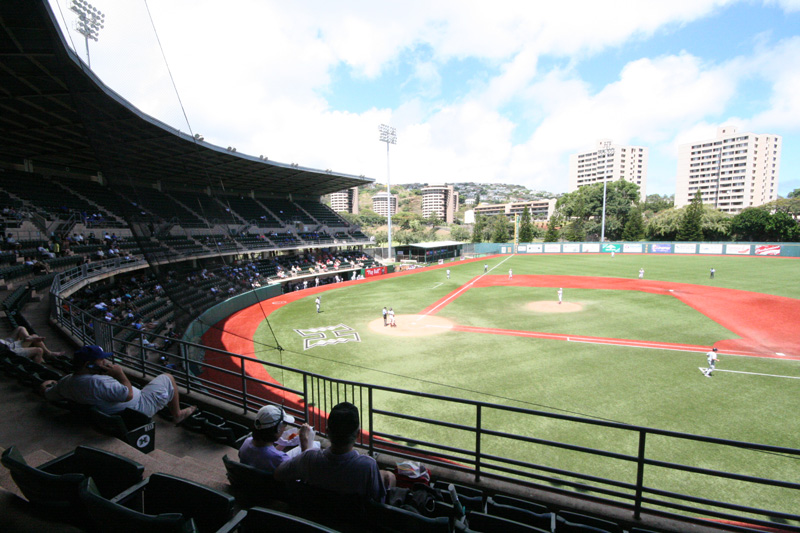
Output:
(699, 244), (724, 254)
(562, 243), (580, 253)
(582, 243), (600, 253)
(650, 243), (671, 253)
(528, 244), (543, 253)
(518, 245), (527, 252)
(674, 243), (696, 254)
(544, 244), (561, 253)
(726, 244), (751, 255)
(601, 243), (622, 252)
(755, 244), (781, 256)
(623, 243), (643, 253)
(365, 266), (387, 277)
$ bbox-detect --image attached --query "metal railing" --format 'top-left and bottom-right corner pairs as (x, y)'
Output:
(48, 264), (800, 532)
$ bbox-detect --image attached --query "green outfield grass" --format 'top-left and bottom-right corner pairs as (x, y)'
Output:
(250, 253), (800, 518)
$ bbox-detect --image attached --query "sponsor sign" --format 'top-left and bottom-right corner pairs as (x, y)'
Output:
(582, 243), (600, 253)
(528, 244), (543, 253)
(562, 243), (580, 253)
(601, 243), (622, 252)
(674, 243), (696, 254)
(755, 244), (781, 256)
(650, 243), (671, 253)
(699, 244), (723, 254)
(623, 243), (643, 253)
(365, 266), (387, 277)
(725, 244), (751, 255)
(544, 244), (561, 253)
(518, 245), (527, 252)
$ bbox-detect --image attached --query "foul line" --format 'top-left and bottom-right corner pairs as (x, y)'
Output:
(420, 255), (516, 318)
(707, 369), (800, 379)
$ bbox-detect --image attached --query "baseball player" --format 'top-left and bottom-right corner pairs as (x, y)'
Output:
(446, 269), (450, 279)
(704, 348), (719, 377)
(638, 268), (644, 280)
(710, 267), (715, 279)
(382, 307), (388, 326)
(484, 264), (488, 273)
(315, 296), (321, 313)
(557, 288), (563, 304)
(509, 269), (513, 280)
(388, 308), (396, 327)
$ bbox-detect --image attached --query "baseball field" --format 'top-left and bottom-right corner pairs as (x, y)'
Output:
(208, 253), (800, 519)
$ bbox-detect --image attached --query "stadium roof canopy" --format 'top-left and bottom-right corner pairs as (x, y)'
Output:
(0, 0), (374, 196)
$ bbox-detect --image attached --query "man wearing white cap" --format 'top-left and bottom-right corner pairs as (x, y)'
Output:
(238, 404), (315, 473)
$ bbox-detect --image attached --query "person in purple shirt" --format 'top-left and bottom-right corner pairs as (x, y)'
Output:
(275, 402), (395, 501)
(239, 404), (314, 473)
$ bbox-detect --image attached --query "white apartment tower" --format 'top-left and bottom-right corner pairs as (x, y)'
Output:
(568, 140), (648, 201)
(329, 187), (359, 214)
(371, 191), (398, 218)
(675, 126), (781, 213)
(422, 184), (459, 223)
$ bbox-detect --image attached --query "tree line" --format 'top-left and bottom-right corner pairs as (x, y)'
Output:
(470, 183), (800, 243)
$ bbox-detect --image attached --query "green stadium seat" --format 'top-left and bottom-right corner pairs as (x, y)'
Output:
(227, 507), (341, 532)
(367, 499), (451, 533)
(463, 511), (550, 532)
(89, 407), (156, 454)
(485, 497), (553, 530)
(222, 454), (283, 506)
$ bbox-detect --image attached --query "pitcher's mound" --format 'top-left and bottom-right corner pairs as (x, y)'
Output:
(368, 315), (454, 336)
(526, 301), (584, 313)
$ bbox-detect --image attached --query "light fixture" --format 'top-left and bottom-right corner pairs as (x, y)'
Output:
(69, 0), (104, 68)
(378, 124), (397, 261)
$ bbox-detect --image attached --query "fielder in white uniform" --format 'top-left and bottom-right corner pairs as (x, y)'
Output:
(704, 348), (719, 377)
(315, 296), (321, 313)
(446, 269), (450, 279)
(557, 288), (563, 304)
(509, 269), (513, 279)
(638, 268), (644, 279)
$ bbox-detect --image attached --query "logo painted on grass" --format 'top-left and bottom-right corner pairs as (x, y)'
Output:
(294, 324), (361, 350)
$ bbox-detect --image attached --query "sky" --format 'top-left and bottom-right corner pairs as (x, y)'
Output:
(49, 0), (800, 198)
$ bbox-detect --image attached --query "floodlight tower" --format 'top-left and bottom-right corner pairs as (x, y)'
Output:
(378, 124), (397, 261)
(70, 0), (105, 68)
(598, 140), (615, 243)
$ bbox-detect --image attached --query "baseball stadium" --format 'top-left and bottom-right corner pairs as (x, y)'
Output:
(0, 2), (798, 532)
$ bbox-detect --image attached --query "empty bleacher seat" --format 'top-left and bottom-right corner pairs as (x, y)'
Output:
(463, 511), (550, 532)
(485, 496), (553, 530)
(1, 445), (143, 520)
(82, 472), (237, 533)
(89, 407), (156, 454)
(556, 511), (623, 533)
(367, 499), (451, 533)
(227, 506), (341, 532)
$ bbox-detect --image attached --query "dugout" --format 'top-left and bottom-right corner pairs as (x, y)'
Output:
(394, 241), (463, 263)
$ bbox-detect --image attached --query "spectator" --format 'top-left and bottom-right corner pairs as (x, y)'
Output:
(274, 402), (395, 501)
(0, 326), (64, 364)
(239, 405), (315, 473)
(42, 345), (196, 422)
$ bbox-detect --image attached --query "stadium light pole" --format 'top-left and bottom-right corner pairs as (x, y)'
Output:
(70, 0), (105, 69)
(598, 141), (615, 243)
(379, 124), (397, 262)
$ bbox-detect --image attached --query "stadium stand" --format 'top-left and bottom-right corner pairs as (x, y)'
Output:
(1, 2), (797, 532)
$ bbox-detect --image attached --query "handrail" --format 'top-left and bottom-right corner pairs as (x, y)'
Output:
(47, 262), (800, 532)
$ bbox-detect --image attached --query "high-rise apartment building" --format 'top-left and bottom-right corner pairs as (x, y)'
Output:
(675, 126), (781, 213)
(329, 187), (359, 214)
(371, 191), (398, 218)
(422, 184), (459, 223)
(568, 140), (648, 201)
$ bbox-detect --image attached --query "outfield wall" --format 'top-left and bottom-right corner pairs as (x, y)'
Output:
(472, 242), (800, 257)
